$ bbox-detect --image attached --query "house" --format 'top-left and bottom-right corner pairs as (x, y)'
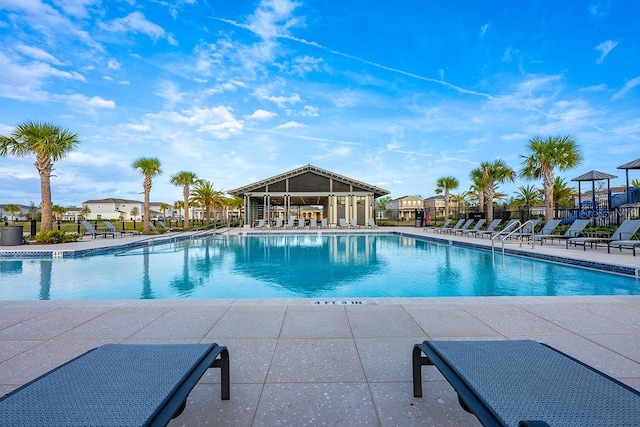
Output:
(385, 196), (424, 221)
(81, 198), (145, 220)
(424, 195), (465, 219)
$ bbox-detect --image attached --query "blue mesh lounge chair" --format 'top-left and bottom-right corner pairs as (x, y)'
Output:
(608, 239), (640, 256)
(273, 218), (283, 229)
(450, 219), (474, 235)
(459, 219), (485, 236)
(338, 218), (348, 228)
(157, 220), (174, 231)
(367, 218), (378, 228)
(0, 343), (229, 426)
(255, 219), (265, 229)
(285, 218), (296, 229)
(309, 218), (318, 229)
(567, 219), (640, 251)
(473, 219), (502, 238)
(80, 220), (115, 239)
(321, 218), (329, 228)
(103, 220), (140, 237)
(425, 218), (451, 232)
(349, 218), (360, 229)
(537, 219), (589, 245)
(434, 219), (463, 234)
(413, 340), (640, 427)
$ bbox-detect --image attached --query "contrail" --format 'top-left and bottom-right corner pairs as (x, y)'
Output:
(216, 17), (494, 100)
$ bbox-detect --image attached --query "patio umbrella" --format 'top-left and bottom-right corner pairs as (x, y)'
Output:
(571, 170), (618, 212)
(617, 157), (640, 204)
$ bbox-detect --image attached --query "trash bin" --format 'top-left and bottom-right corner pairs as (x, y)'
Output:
(0, 226), (24, 246)
(415, 219), (423, 227)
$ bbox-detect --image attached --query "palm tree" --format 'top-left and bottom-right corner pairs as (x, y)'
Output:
(173, 200), (184, 221)
(511, 185), (543, 219)
(79, 204), (91, 220)
(170, 171), (198, 229)
(450, 191), (468, 217)
(190, 180), (225, 223)
(0, 121), (79, 231)
(51, 204), (67, 222)
(435, 176), (459, 219)
(132, 157), (162, 234)
(520, 135), (582, 221)
(631, 178), (640, 188)
(471, 160), (516, 224)
(226, 197), (244, 222)
(468, 172), (486, 213)
(2, 203), (22, 224)
(553, 177), (577, 211)
(159, 202), (171, 219)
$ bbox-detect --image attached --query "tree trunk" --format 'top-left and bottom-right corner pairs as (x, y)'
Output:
(37, 156), (53, 232)
(143, 176), (151, 234)
(183, 185), (190, 229)
(543, 171), (555, 221)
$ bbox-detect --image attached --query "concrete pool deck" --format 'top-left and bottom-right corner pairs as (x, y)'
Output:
(1, 227), (639, 425)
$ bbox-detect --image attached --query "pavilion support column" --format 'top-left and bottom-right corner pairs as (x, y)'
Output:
(285, 195), (290, 219)
(329, 195), (337, 227)
(244, 195), (250, 226)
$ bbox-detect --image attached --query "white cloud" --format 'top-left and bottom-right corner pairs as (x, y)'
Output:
(595, 40), (618, 64)
(145, 106), (244, 139)
(53, 0), (99, 18)
(255, 87), (302, 107)
(247, 0), (303, 40)
(107, 59), (121, 70)
(480, 23), (489, 37)
(123, 123), (150, 132)
(612, 76), (640, 100)
(246, 109), (278, 120)
(53, 93), (116, 109)
(155, 80), (185, 108)
(15, 44), (63, 65)
(276, 120), (304, 129)
(300, 105), (318, 117)
(101, 12), (166, 41)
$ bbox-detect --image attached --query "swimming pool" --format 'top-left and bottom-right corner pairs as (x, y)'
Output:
(0, 234), (638, 300)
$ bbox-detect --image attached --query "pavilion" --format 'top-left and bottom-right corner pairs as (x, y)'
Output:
(228, 165), (389, 227)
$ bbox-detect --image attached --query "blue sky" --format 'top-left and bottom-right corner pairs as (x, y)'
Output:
(0, 0), (639, 207)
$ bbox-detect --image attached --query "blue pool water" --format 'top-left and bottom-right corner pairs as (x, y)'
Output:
(0, 234), (638, 300)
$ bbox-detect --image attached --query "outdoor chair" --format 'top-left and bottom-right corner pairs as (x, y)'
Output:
(285, 218), (296, 229)
(103, 220), (139, 237)
(349, 218), (360, 229)
(567, 219), (640, 251)
(608, 238), (640, 256)
(530, 219), (561, 243)
(321, 218), (329, 229)
(459, 219), (485, 236)
(297, 219), (306, 229)
(426, 218), (451, 232)
(482, 219), (517, 239)
(338, 218), (348, 228)
(273, 218), (283, 229)
(0, 343), (230, 426)
(473, 219), (502, 238)
(158, 220), (174, 231)
(434, 219), (463, 234)
(80, 220), (115, 239)
(537, 219), (589, 245)
(367, 218), (378, 228)
(255, 219), (265, 229)
(309, 218), (318, 229)
(413, 339), (640, 427)
(449, 219), (473, 235)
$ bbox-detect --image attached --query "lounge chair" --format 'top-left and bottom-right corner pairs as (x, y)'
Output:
(285, 218), (295, 229)
(413, 339), (640, 427)
(338, 218), (348, 228)
(320, 218), (329, 229)
(460, 219), (485, 236)
(537, 219), (589, 245)
(80, 220), (115, 239)
(309, 218), (318, 229)
(349, 218), (360, 229)
(0, 343), (229, 425)
(434, 219), (463, 234)
(103, 220), (139, 237)
(297, 219), (306, 229)
(530, 219), (560, 243)
(273, 218), (283, 229)
(158, 220), (174, 231)
(608, 239), (640, 256)
(507, 219), (540, 240)
(472, 219), (502, 238)
(255, 219), (265, 229)
(367, 218), (378, 228)
(483, 219), (517, 240)
(450, 219), (473, 235)
(426, 218), (452, 233)
(567, 219), (640, 251)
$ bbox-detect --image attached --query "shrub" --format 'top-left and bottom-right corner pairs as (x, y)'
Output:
(33, 230), (81, 244)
